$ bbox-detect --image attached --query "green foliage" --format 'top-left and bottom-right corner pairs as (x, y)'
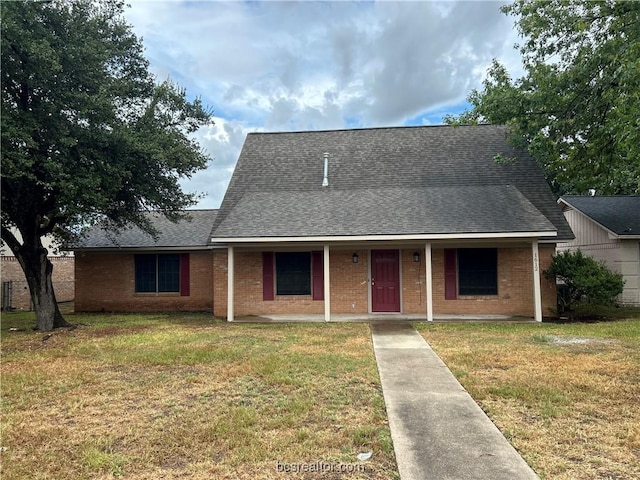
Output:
(1, 0), (212, 329)
(446, 0), (640, 195)
(544, 250), (624, 310)
(1, 0), (213, 242)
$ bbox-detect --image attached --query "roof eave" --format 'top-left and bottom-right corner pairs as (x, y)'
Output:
(72, 245), (215, 252)
(211, 230), (558, 244)
(609, 234), (640, 240)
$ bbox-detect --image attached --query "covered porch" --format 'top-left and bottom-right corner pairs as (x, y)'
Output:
(221, 237), (554, 323)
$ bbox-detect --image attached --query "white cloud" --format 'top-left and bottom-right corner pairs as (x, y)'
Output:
(124, 0), (522, 208)
(182, 117), (256, 209)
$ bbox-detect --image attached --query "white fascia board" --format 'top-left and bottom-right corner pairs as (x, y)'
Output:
(211, 231), (557, 244)
(610, 234), (640, 240)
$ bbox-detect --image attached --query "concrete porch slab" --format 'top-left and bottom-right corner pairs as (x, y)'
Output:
(231, 313), (535, 323)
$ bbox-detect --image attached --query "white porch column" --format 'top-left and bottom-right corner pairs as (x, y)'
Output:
(532, 240), (543, 322)
(425, 243), (434, 322)
(227, 246), (234, 322)
(324, 244), (331, 322)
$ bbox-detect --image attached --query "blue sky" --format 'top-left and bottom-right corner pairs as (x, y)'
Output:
(124, 0), (523, 209)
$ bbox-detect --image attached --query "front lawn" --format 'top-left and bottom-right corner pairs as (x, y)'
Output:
(0, 312), (398, 479)
(5, 310), (638, 480)
(417, 318), (640, 480)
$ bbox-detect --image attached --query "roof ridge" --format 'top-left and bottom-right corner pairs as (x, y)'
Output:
(563, 195), (640, 198)
(144, 208), (220, 213)
(245, 123), (504, 136)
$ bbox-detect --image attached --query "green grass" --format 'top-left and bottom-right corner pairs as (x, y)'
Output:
(1, 311), (399, 480)
(81, 436), (128, 477)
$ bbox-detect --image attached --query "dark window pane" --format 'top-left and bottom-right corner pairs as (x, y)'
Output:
(135, 254), (180, 293)
(135, 255), (157, 293)
(458, 248), (497, 295)
(158, 254), (180, 292)
(276, 252), (311, 295)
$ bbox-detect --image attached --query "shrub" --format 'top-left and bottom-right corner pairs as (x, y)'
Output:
(544, 250), (624, 311)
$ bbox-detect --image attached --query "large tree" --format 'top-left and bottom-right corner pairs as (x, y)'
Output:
(446, 0), (640, 195)
(1, 0), (212, 331)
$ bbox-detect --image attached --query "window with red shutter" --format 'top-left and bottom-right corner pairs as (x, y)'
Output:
(275, 252), (311, 295)
(263, 252), (275, 300)
(311, 250), (324, 300)
(444, 249), (457, 300)
(180, 253), (190, 296)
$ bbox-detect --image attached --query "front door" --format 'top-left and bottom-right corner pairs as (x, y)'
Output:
(371, 250), (400, 312)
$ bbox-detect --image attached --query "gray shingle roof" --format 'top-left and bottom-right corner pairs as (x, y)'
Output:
(75, 210), (218, 249)
(214, 185), (555, 237)
(560, 196), (640, 236)
(211, 125), (573, 240)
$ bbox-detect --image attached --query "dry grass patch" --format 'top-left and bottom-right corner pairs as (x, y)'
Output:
(1, 312), (398, 479)
(417, 319), (640, 480)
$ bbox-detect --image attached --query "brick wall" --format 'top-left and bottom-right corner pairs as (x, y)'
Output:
(213, 249), (228, 317)
(1, 256), (74, 311)
(226, 251), (324, 316)
(214, 245), (557, 319)
(329, 249), (369, 313)
(404, 246), (557, 317)
(401, 249), (427, 314)
(75, 251), (213, 312)
(214, 249), (369, 317)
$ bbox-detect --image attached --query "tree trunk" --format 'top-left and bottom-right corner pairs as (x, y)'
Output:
(16, 244), (73, 331)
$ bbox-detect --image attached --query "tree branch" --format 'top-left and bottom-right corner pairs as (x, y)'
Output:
(1, 225), (22, 255)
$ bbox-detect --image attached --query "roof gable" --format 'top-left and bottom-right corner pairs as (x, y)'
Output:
(211, 125), (572, 240)
(560, 196), (640, 236)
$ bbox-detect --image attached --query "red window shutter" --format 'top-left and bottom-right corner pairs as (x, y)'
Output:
(263, 252), (274, 301)
(444, 249), (457, 300)
(311, 250), (324, 301)
(180, 253), (190, 296)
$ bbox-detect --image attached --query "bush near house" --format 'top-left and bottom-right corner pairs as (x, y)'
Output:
(544, 250), (624, 312)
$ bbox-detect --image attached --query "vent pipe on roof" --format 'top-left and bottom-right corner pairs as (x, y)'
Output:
(322, 152), (329, 187)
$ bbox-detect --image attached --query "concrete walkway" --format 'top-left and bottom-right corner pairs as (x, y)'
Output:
(371, 323), (539, 480)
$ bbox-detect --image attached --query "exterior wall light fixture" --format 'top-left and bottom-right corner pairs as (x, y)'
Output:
(352, 253), (359, 264)
(413, 252), (420, 262)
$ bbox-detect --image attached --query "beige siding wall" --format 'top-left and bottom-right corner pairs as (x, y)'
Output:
(558, 209), (620, 263)
(559, 208), (640, 306)
(619, 241), (640, 305)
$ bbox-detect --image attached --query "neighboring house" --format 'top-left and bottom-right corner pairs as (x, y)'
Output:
(73, 124), (574, 321)
(557, 196), (640, 306)
(1, 229), (74, 311)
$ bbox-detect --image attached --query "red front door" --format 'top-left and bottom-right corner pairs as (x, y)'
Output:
(371, 250), (400, 312)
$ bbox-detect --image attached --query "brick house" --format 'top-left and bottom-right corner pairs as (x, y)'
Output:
(1, 230), (74, 311)
(557, 196), (640, 306)
(73, 124), (574, 321)
(74, 210), (217, 312)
